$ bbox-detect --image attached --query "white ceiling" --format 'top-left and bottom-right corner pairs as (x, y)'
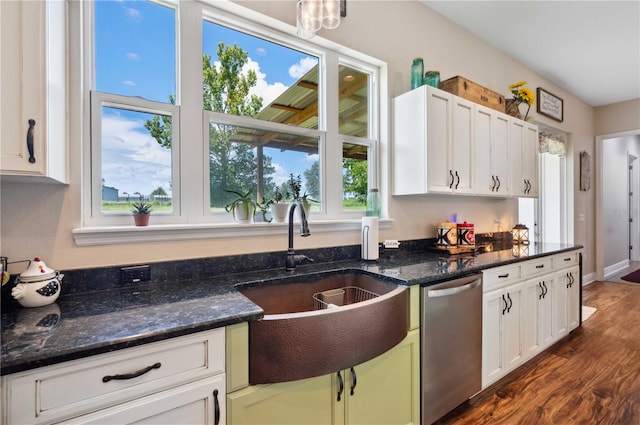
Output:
(422, 1), (640, 107)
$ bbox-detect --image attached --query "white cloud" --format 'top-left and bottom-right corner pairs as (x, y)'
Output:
(289, 57), (317, 79)
(123, 80), (136, 86)
(255, 47), (267, 56)
(101, 114), (172, 196)
(126, 52), (140, 60)
(124, 7), (141, 21)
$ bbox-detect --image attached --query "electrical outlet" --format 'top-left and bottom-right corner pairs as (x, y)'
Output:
(120, 265), (151, 284)
(383, 240), (401, 249)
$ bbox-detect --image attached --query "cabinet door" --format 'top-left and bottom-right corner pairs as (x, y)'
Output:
(503, 283), (523, 370)
(482, 288), (505, 387)
(538, 275), (554, 347)
(475, 107), (510, 196)
(511, 120), (538, 198)
(345, 330), (420, 425)
(553, 271), (569, 339)
(492, 114), (511, 195)
(426, 88), (453, 193)
(227, 374), (333, 425)
(0, 0), (46, 175)
(474, 107), (494, 195)
(522, 279), (542, 358)
(522, 123), (539, 197)
(62, 375), (225, 425)
(0, 0), (66, 182)
(565, 266), (581, 331)
(450, 97), (474, 194)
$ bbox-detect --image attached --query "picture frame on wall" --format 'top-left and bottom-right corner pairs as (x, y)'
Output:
(537, 87), (564, 122)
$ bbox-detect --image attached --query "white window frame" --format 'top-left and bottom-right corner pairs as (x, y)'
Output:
(74, 0), (388, 246)
(88, 92), (182, 227)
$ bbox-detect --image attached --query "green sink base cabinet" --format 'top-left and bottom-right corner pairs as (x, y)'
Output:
(226, 327), (420, 425)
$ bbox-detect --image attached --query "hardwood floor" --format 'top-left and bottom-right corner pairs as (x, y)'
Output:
(606, 261), (640, 283)
(434, 280), (640, 425)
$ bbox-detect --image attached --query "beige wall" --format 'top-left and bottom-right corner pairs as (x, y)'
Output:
(0, 1), (612, 275)
(595, 99), (640, 136)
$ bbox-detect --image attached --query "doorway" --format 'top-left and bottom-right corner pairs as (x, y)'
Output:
(595, 130), (640, 280)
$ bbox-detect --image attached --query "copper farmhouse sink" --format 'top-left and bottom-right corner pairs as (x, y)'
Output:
(237, 270), (409, 384)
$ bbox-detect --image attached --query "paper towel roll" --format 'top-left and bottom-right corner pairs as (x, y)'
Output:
(361, 217), (379, 260)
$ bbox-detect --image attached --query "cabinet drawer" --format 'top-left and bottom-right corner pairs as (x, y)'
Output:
(522, 257), (553, 278)
(4, 328), (224, 425)
(553, 251), (580, 269)
(483, 264), (521, 290)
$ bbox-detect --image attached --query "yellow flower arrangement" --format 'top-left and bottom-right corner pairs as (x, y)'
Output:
(509, 81), (535, 120)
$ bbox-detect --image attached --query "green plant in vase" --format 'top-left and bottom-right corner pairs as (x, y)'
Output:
(224, 189), (256, 224)
(131, 201), (152, 226)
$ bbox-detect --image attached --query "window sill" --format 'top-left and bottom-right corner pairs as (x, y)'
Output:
(72, 219), (394, 246)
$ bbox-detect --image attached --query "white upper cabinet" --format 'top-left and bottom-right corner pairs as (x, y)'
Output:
(393, 85), (537, 198)
(392, 85), (474, 195)
(0, 0), (67, 183)
(474, 105), (511, 196)
(510, 120), (539, 198)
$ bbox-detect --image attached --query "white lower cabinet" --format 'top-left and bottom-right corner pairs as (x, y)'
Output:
(61, 375), (225, 425)
(482, 250), (581, 389)
(482, 282), (523, 387)
(522, 273), (556, 360)
(2, 328), (226, 425)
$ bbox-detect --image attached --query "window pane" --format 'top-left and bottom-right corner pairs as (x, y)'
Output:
(95, 0), (176, 103)
(342, 142), (368, 211)
(339, 65), (369, 137)
(202, 20), (319, 129)
(101, 107), (173, 213)
(208, 122), (320, 211)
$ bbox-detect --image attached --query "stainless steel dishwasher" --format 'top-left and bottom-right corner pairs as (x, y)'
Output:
(421, 273), (482, 425)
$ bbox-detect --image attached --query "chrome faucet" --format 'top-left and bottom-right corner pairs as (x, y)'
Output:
(286, 201), (314, 271)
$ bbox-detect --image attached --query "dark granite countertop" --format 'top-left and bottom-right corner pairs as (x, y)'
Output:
(1, 242), (581, 375)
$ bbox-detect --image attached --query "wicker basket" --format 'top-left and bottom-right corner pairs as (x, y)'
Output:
(313, 286), (380, 310)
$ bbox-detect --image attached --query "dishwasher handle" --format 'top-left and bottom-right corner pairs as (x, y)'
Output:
(427, 277), (481, 298)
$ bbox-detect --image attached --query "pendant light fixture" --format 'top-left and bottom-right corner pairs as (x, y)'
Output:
(297, 0), (346, 39)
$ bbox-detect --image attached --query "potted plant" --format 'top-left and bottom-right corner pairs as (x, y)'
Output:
(224, 189), (256, 224)
(269, 187), (289, 223)
(131, 201), (152, 226)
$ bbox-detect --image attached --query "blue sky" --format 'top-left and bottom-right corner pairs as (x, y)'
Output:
(96, 0), (318, 197)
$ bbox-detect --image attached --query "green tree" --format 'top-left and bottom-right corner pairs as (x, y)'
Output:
(151, 187), (167, 197)
(145, 42), (276, 208)
(343, 158), (368, 202)
(304, 160), (320, 200)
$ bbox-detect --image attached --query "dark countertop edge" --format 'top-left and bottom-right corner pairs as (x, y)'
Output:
(1, 312), (262, 376)
(1, 243), (582, 376)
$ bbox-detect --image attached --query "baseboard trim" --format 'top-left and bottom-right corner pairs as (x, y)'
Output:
(582, 272), (596, 285)
(604, 259), (630, 278)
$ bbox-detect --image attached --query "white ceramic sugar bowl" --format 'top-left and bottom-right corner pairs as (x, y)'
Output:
(11, 258), (63, 308)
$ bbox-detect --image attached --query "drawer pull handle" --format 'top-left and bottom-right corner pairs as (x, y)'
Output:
(501, 294), (507, 315)
(213, 389), (220, 425)
(498, 273), (509, 278)
(535, 264), (544, 269)
(495, 176), (501, 191)
(506, 292), (513, 313)
(564, 258), (571, 262)
(27, 119), (36, 163)
(102, 362), (161, 383)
